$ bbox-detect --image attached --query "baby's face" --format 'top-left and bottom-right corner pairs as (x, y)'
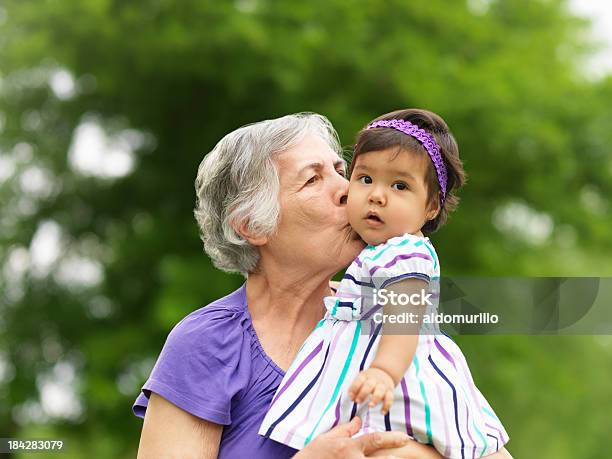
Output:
(347, 148), (438, 246)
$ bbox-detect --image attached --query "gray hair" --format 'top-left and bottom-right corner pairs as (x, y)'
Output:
(194, 112), (342, 275)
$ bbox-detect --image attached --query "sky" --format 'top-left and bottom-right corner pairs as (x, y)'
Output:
(569, 0), (612, 77)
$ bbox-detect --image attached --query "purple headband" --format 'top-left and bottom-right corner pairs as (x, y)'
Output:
(366, 119), (448, 205)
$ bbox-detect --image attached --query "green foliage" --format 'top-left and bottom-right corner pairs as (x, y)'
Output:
(1, 0), (611, 457)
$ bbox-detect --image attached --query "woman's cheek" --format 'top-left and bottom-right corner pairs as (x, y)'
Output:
(296, 197), (328, 229)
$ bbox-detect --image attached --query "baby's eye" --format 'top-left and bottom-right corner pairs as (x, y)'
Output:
(392, 182), (408, 191)
(358, 176), (372, 185)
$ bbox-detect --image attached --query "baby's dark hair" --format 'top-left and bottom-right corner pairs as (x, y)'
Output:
(351, 109), (466, 235)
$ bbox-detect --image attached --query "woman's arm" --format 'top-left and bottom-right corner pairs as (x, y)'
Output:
(137, 392), (222, 459)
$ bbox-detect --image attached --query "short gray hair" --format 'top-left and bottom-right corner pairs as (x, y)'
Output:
(194, 112), (342, 275)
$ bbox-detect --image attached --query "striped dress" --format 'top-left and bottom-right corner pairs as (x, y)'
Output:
(259, 233), (509, 458)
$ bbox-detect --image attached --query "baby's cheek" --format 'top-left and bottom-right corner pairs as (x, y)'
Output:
(346, 191), (363, 224)
(346, 206), (360, 228)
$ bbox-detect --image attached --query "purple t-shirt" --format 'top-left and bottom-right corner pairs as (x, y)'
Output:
(132, 284), (297, 458)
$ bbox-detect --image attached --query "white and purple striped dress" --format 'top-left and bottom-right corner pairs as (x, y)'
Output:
(259, 233), (509, 458)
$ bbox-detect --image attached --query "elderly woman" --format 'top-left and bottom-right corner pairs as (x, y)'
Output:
(133, 114), (509, 458)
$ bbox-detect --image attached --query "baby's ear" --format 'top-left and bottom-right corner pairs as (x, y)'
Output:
(427, 194), (441, 220)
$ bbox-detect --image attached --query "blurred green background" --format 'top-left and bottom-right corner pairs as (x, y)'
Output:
(1, 0), (611, 457)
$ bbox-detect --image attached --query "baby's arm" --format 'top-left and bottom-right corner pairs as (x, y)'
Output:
(349, 278), (429, 413)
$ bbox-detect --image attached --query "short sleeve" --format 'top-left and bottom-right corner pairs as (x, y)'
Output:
(363, 235), (437, 290)
(132, 302), (250, 425)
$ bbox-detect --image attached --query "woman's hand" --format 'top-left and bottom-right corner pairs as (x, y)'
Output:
(293, 416), (410, 459)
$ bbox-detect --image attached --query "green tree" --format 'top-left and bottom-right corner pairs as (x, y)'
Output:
(1, 0), (611, 457)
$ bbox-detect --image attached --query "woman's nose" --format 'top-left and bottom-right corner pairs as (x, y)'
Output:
(334, 175), (349, 206)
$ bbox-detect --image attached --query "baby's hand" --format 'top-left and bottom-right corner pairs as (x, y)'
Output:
(348, 367), (395, 414)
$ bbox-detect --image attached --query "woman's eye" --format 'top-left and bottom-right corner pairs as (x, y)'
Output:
(358, 176), (372, 184)
(306, 175), (319, 185)
(392, 182), (408, 191)
(336, 169), (346, 177)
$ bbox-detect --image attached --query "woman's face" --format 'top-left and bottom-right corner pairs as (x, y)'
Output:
(264, 133), (365, 276)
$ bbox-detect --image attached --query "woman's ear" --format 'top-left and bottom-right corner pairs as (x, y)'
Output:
(235, 220), (268, 246)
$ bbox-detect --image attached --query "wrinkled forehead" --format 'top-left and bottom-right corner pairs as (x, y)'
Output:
(275, 133), (345, 179)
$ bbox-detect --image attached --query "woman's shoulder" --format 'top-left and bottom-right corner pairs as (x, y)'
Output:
(167, 283), (250, 349)
(133, 284), (253, 424)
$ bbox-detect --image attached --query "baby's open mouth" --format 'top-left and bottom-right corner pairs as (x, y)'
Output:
(366, 212), (384, 223)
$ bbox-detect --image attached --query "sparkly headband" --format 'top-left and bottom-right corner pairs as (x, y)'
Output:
(366, 119), (448, 205)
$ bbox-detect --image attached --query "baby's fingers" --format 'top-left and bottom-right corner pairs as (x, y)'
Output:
(349, 373), (367, 401)
(382, 390), (394, 414)
(356, 378), (377, 403)
(369, 383), (387, 408)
